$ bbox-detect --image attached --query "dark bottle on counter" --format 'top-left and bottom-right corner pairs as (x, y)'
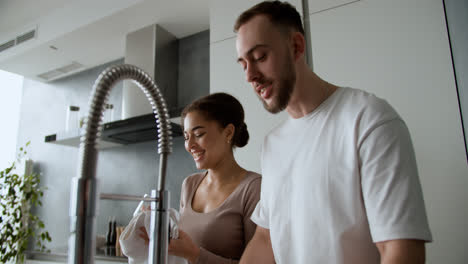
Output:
(111, 216), (117, 245)
(105, 216), (112, 246)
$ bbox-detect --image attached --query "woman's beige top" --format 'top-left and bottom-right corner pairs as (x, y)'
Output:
(178, 171), (261, 264)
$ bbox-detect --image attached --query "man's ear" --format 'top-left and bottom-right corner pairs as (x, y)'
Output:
(291, 32), (306, 60)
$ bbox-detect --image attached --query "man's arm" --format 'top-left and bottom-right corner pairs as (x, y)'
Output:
(376, 239), (426, 264)
(240, 226), (275, 264)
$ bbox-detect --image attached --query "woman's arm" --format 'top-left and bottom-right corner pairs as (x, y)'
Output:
(169, 230), (241, 264)
(240, 226), (275, 264)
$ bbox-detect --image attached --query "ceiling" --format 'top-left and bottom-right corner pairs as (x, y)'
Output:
(0, 0), (211, 82)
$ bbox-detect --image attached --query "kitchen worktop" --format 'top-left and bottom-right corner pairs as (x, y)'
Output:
(25, 246), (127, 263)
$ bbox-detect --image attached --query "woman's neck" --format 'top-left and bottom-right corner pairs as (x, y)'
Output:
(206, 159), (246, 187)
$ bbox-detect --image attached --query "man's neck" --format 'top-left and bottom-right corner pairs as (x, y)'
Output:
(286, 68), (337, 119)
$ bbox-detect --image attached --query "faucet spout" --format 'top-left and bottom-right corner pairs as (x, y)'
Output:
(68, 64), (172, 264)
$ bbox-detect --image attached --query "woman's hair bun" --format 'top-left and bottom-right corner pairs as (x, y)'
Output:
(234, 122), (249, 148)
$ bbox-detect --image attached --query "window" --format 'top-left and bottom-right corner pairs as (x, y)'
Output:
(0, 70), (23, 169)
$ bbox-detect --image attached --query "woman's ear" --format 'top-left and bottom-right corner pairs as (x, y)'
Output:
(224, 123), (235, 144)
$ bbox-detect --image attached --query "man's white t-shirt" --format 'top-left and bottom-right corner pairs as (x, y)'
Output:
(251, 87), (432, 263)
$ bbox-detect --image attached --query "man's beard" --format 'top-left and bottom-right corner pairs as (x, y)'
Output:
(258, 56), (296, 114)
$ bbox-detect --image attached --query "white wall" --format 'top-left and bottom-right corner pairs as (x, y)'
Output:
(0, 69), (23, 170)
(210, 0), (468, 263)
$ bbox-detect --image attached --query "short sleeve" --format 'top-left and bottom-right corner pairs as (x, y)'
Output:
(359, 118), (432, 243)
(250, 176), (269, 229)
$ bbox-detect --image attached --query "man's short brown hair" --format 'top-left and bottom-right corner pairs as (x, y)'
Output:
(234, 1), (305, 35)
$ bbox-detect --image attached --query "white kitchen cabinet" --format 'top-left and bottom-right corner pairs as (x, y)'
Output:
(308, 0), (459, 136)
(308, 0), (468, 263)
(210, 0), (302, 43)
(308, 0), (360, 14)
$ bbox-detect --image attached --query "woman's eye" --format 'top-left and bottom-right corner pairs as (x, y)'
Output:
(195, 133), (205, 138)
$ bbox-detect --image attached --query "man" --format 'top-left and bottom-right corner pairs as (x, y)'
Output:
(234, 1), (432, 263)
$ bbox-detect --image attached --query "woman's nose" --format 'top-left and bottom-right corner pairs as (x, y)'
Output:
(185, 136), (195, 151)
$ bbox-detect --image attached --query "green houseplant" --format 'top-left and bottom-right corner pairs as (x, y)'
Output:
(0, 142), (51, 263)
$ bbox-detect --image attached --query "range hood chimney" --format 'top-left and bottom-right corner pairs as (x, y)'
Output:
(122, 24), (179, 119)
(100, 25), (209, 144)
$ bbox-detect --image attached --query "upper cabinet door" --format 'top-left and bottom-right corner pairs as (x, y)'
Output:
(308, 0), (360, 14)
(210, 0), (302, 43)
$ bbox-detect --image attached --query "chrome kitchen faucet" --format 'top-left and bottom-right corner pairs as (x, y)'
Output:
(68, 64), (172, 264)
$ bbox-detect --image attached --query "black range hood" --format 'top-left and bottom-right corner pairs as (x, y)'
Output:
(101, 108), (183, 144)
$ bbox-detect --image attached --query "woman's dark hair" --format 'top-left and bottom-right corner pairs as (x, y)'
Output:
(181, 92), (249, 148)
(234, 0), (304, 35)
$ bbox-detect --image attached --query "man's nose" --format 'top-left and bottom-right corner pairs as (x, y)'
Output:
(246, 64), (260, 83)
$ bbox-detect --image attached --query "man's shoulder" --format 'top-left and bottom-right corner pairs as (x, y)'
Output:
(263, 87), (401, 140)
(263, 116), (289, 140)
(338, 87), (400, 121)
(340, 87), (388, 107)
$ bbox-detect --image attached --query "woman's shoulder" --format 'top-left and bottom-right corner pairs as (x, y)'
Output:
(237, 171), (261, 214)
(239, 171), (261, 193)
(244, 171), (261, 184)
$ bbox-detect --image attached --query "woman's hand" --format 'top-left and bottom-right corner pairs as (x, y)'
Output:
(138, 226), (149, 245)
(168, 229), (200, 263)
(137, 205), (151, 245)
(137, 222), (200, 263)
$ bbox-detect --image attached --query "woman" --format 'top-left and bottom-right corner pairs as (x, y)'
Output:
(169, 92), (261, 263)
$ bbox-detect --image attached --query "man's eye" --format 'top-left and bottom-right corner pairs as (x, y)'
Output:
(255, 54), (266, 61)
